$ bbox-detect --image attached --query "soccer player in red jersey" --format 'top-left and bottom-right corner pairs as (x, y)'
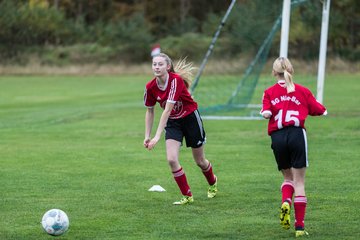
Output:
(260, 57), (327, 237)
(143, 53), (218, 205)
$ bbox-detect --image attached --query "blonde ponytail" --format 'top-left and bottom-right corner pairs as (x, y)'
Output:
(284, 69), (295, 93)
(273, 57), (295, 93)
(154, 53), (195, 89)
(174, 57), (195, 89)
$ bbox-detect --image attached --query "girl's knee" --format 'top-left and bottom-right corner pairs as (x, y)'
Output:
(195, 158), (208, 169)
(167, 158), (179, 169)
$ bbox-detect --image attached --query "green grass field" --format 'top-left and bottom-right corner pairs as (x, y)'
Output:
(0, 73), (359, 239)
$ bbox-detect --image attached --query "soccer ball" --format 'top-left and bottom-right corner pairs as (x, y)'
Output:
(41, 209), (69, 236)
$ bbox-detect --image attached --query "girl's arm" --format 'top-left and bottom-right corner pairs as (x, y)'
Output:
(144, 107), (155, 148)
(260, 92), (272, 119)
(146, 102), (174, 150)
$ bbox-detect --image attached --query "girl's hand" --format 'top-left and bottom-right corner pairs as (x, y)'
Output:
(263, 113), (271, 119)
(147, 136), (160, 150)
(143, 138), (151, 148)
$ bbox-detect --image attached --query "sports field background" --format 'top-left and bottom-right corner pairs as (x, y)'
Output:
(0, 72), (359, 239)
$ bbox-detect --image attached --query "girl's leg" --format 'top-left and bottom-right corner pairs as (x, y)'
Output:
(280, 169), (295, 204)
(192, 146), (216, 185)
(166, 139), (181, 171)
(192, 146), (217, 198)
(292, 167), (307, 231)
(279, 168), (294, 230)
(166, 139), (192, 198)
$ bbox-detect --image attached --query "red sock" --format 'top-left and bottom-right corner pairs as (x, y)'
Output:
(172, 168), (192, 196)
(201, 162), (216, 185)
(281, 181), (294, 204)
(294, 196), (307, 230)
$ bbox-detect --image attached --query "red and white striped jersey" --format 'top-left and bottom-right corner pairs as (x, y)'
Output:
(144, 72), (198, 119)
(261, 80), (327, 135)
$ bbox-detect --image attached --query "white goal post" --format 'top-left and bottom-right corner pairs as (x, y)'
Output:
(280, 0), (291, 58)
(280, 0), (331, 104)
(316, 0), (331, 104)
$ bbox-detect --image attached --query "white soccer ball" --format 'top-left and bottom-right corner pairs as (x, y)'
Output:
(41, 209), (69, 236)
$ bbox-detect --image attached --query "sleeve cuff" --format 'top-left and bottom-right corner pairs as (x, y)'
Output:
(260, 110), (272, 116)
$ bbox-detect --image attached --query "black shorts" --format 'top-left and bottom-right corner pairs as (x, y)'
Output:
(270, 126), (308, 171)
(165, 110), (206, 148)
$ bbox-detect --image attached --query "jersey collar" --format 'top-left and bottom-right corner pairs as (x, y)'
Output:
(277, 79), (286, 87)
(156, 73), (169, 91)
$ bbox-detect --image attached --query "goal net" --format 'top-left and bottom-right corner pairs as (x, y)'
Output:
(191, 0), (309, 120)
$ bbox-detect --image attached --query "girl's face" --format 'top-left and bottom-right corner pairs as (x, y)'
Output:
(152, 56), (169, 78)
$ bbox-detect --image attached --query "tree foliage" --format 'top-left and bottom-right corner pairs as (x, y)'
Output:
(0, 0), (358, 63)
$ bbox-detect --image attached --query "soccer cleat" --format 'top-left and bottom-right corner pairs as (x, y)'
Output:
(295, 230), (309, 237)
(207, 177), (218, 198)
(280, 201), (291, 230)
(173, 196), (194, 205)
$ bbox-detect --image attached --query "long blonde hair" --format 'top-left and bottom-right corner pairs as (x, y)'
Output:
(155, 53), (195, 89)
(273, 57), (295, 93)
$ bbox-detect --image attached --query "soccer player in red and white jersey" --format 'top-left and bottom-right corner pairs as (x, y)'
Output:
(143, 53), (218, 205)
(260, 57), (327, 237)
